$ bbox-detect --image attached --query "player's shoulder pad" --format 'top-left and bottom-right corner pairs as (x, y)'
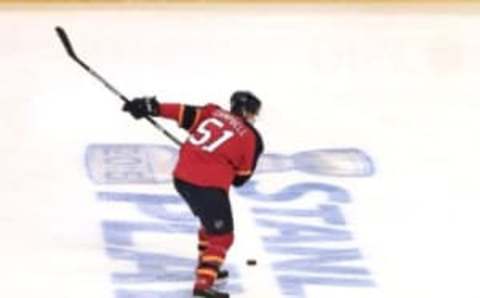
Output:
(199, 103), (226, 118)
(203, 103), (222, 110)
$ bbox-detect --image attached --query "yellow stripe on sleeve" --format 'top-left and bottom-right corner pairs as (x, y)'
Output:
(178, 104), (185, 125)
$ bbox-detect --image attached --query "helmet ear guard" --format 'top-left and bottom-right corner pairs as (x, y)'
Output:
(230, 91), (261, 117)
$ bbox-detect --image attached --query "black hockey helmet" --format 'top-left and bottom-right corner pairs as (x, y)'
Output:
(230, 91), (261, 117)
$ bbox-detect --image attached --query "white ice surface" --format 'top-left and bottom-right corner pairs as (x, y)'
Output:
(1, 5), (480, 298)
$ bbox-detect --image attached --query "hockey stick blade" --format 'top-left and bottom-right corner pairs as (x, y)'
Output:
(55, 26), (78, 60)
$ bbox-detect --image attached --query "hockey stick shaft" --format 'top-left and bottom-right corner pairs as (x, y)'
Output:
(55, 26), (182, 146)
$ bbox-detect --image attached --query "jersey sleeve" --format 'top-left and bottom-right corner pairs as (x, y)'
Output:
(158, 103), (202, 131)
(233, 127), (264, 187)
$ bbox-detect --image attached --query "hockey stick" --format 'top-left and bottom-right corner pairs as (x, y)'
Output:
(54, 26), (183, 146)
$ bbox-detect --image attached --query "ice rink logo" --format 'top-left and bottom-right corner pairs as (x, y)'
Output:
(86, 144), (376, 297)
(85, 144), (374, 185)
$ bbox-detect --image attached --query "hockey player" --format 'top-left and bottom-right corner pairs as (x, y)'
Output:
(122, 91), (264, 298)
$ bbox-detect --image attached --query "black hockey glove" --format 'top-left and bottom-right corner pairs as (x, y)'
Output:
(123, 96), (160, 119)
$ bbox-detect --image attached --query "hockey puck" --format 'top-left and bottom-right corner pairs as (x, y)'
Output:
(246, 259), (257, 266)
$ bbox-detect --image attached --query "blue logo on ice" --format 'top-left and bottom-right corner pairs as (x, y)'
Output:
(85, 144), (376, 298)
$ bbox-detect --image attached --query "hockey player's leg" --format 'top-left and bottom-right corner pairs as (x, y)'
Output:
(198, 227), (209, 260)
(193, 287), (229, 298)
(193, 232), (233, 298)
(198, 227), (229, 283)
(175, 180), (234, 297)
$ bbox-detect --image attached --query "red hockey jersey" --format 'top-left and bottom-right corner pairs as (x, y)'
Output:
(158, 103), (263, 192)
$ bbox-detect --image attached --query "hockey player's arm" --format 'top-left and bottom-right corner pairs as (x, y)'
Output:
(158, 103), (201, 131)
(122, 97), (201, 130)
(233, 132), (264, 187)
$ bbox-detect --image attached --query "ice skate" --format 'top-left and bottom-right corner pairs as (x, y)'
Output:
(193, 287), (229, 298)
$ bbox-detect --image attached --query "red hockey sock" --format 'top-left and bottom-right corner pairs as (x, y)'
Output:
(194, 232), (234, 290)
(198, 227), (209, 252)
(197, 227), (209, 266)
